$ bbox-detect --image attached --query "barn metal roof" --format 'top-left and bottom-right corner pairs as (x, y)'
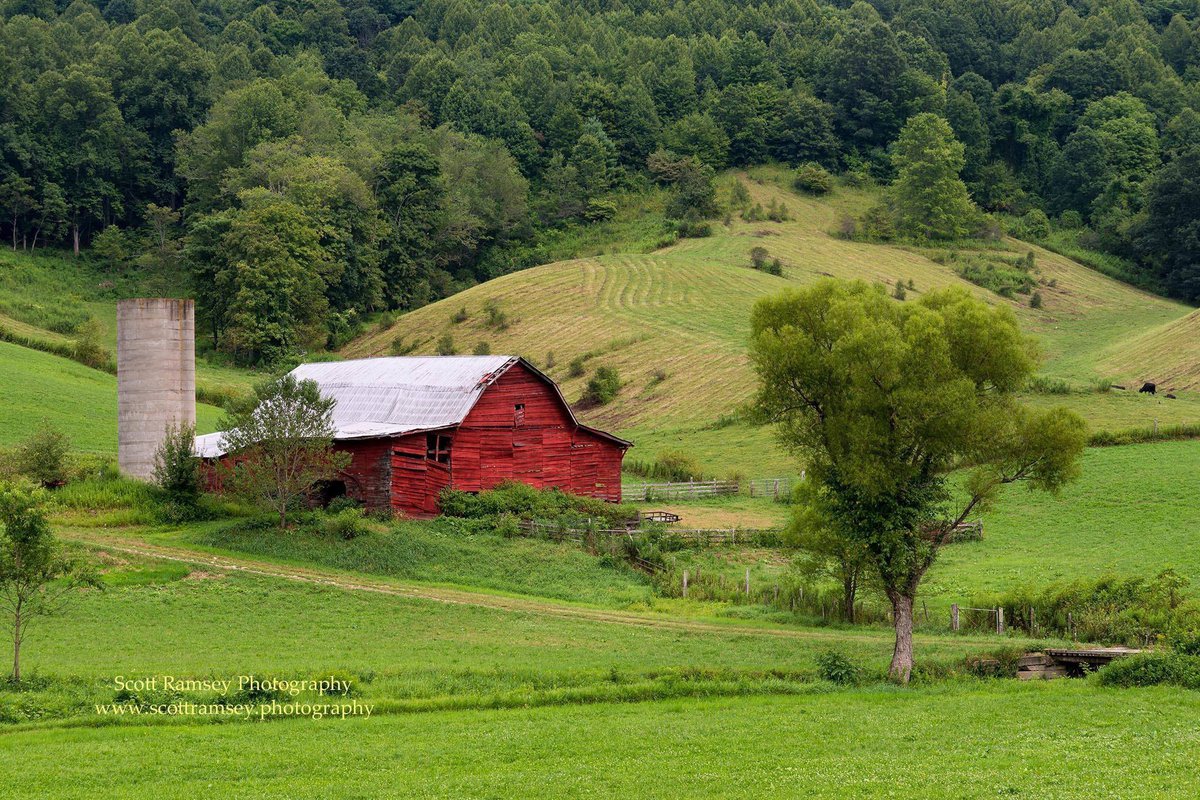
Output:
(194, 355), (630, 458)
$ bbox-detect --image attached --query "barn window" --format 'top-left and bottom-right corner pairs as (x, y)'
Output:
(425, 433), (452, 465)
(514, 403), (525, 427)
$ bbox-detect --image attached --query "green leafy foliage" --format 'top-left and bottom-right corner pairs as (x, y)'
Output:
(580, 366), (621, 407)
(217, 375), (351, 528)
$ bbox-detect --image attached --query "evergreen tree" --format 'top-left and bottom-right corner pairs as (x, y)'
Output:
(890, 113), (977, 240)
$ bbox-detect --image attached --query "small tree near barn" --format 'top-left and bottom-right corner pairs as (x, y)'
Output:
(750, 280), (1086, 683)
(219, 375), (350, 529)
(0, 482), (99, 682)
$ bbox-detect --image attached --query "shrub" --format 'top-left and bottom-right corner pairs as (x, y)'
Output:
(544, 351), (556, 369)
(1030, 290), (1043, 309)
(969, 570), (1197, 646)
(567, 357), (586, 378)
(439, 481), (637, 527)
(584, 198), (618, 222)
(766, 258), (783, 276)
(73, 318), (110, 369)
(472, 341), (491, 355)
(436, 333), (456, 355)
(624, 449), (704, 481)
(892, 281), (907, 300)
(677, 219), (712, 238)
(483, 300), (509, 330)
(1058, 210), (1083, 229)
(1016, 208), (1052, 239)
(153, 422), (200, 504)
(320, 507), (367, 540)
(749, 246), (769, 269)
(793, 163), (834, 195)
(580, 366), (621, 406)
(815, 650), (862, 685)
(15, 425), (70, 488)
(452, 307), (469, 324)
(1097, 653), (1200, 689)
(390, 335), (415, 356)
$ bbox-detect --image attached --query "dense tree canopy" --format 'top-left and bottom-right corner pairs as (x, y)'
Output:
(4, 0), (1200, 360)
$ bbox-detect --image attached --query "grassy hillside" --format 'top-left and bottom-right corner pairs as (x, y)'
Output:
(1100, 308), (1200, 392)
(347, 168), (1200, 474)
(0, 341), (224, 452)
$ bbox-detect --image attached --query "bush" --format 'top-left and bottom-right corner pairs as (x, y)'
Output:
(153, 422), (200, 504)
(749, 246), (769, 269)
(439, 481), (637, 528)
(472, 341), (491, 355)
(1058, 210), (1083, 229)
(484, 299), (509, 330)
(892, 281), (906, 300)
(1016, 208), (1052, 239)
(436, 333), (456, 355)
(452, 307), (469, 324)
(1097, 653), (1200, 689)
(815, 650), (862, 685)
(624, 449), (705, 481)
(580, 366), (621, 406)
(73, 318), (110, 369)
(677, 219), (712, 238)
(969, 570), (1197, 646)
(320, 507), (367, 540)
(390, 335), (415, 356)
(793, 163), (834, 195)
(567, 357), (586, 378)
(15, 425), (70, 488)
(1030, 290), (1043, 309)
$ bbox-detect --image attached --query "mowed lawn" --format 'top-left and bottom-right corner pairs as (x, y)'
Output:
(4, 684), (1198, 799)
(0, 341), (224, 452)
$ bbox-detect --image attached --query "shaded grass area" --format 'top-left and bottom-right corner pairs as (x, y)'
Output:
(0, 341), (224, 451)
(4, 683), (1197, 799)
(184, 517), (655, 607)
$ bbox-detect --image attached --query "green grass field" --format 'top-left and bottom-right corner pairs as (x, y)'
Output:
(5, 677), (1198, 798)
(0, 341), (224, 452)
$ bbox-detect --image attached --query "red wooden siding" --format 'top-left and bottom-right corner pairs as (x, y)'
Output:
(206, 360), (628, 518)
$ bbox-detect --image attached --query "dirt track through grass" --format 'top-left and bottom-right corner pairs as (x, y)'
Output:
(63, 530), (1009, 649)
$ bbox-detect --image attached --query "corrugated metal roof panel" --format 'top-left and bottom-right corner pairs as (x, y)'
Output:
(194, 355), (517, 457)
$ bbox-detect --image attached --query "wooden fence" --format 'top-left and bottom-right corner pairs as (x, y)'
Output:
(518, 520), (783, 546)
(623, 476), (796, 501)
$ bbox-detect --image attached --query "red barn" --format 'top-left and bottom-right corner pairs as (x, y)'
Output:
(195, 355), (631, 517)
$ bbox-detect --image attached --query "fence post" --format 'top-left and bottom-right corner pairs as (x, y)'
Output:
(1068, 611), (1074, 640)
(996, 607), (1005, 634)
(744, 567), (750, 596)
(682, 570), (689, 599)
(951, 603), (960, 632)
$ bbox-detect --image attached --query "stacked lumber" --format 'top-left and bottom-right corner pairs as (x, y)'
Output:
(1017, 652), (1069, 680)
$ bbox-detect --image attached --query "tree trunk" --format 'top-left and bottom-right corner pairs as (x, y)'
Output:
(12, 604), (20, 683)
(73, 224), (80, 256)
(888, 591), (915, 684)
(842, 574), (857, 624)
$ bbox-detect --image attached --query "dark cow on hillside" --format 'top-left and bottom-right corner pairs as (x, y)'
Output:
(1139, 382), (1156, 394)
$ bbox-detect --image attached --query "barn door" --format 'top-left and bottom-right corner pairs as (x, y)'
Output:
(390, 451), (427, 515)
(513, 431), (543, 487)
(479, 430), (514, 490)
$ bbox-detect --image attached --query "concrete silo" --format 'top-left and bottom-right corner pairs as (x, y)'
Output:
(116, 298), (196, 480)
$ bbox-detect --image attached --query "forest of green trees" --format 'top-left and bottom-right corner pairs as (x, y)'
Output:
(3, 0), (1200, 363)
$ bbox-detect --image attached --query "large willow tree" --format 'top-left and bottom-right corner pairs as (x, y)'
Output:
(750, 280), (1086, 682)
